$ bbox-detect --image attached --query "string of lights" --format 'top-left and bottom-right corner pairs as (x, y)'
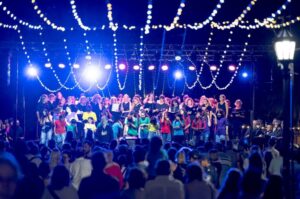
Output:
(0, 20), (17, 29)
(214, 33), (251, 90)
(138, 29), (144, 91)
(39, 31), (75, 90)
(0, 1), (42, 30)
(144, 0), (153, 34)
(31, 0), (66, 31)
(69, 0), (91, 31)
(211, 0), (258, 30)
(166, 0), (186, 31)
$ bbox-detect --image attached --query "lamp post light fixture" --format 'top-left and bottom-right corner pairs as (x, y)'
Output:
(274, 28), (296, 199)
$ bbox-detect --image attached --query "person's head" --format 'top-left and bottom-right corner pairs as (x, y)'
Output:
(79, 96), (87, 105)
(149, 136), (163, 153)
(219, 94), (226, 102)
(167, 147), (177, 162)
(126, 168), (146, 190)
(65, 106), (71, 114)
(62, 150), (72, 164)
(59, 97), (66, 106)
(104, 150), (114, 164)
(50, 165), (70, 190)
(87, 117), (94, 124)
(186, 163), (203, 183)
(48, 93), (56, 102)
(159, 95), (165, 103)
(0, 152), (22, 199)
(248, 152), (264, 175)
(176, 150), (186, 164)
(56, 92), (63, 100)
(139, 111), (145, 118)
(219, 168), (242, 194)
(133, 148), (146, 163)
(83, 141), (92, 155)
(41, 94), (48, 104)
(59, 115), (65, 121)
(187, 98), (194, 107)
(235, 99), (242, 108)
(91, 151), (107, 173)
(123, 94), (130, 102)
(171, 98), (179, 107)
(155, 160), (170, 176)
(175, 114), (181, 121)
(266, 124), (273, 132)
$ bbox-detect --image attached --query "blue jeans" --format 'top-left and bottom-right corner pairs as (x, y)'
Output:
(148, 131), (158, 139)
(55, 133), (66, 144)
(41, 126), (52, 145)
(161, 133), (171, 143)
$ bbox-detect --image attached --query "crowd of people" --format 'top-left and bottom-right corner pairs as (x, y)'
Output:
(0, 92), (289, 199)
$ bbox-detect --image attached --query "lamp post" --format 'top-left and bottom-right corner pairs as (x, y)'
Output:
(274, 28), (296, 199)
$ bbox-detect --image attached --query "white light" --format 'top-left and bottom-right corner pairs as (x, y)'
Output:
(275, 40), (296, 61)
(174, 70), (183, 79)
(148, 65), (155, 70)
(228, 64), (236, 71)
(26, 66), (38, 77)
(188, 65), (196, 71)
(83, 66), (101, 82)
(119, 63), (126, 70)
(85, 55), (92, 60)
(161, 64), (169, 71)
(73, 63), (80, 69)
(133, 65), (140, 70)
(44, 63), (51, 68)
(58, 63), (65, 68)
(175, 55), (182, 61)
(210, 65), (217, 71)
(104, 64), (112, 70)
(242, 72), (248, 78)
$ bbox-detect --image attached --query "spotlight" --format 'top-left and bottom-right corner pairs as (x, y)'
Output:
(83, 66), (101, 82)
(44, 63), (51, 68)
(104, 64), (112, 70)
(228, 64), (236, 71)
(148, 65), (155, 71)
(242, 72), (248, 78)
(73, 63), (80, 69)
(58, 63), (65, 69)
(85, 55), (92, 60)
(210, 65), (217, 71)
(161, 64), (169, 71)
(133, 65), (140, 70)
(175, 55), (182, 61)
(174, 70), (183, 79)
(26, 65), (38, 77)
(119, 63), (126, 70)
(188, 65), (196, 71)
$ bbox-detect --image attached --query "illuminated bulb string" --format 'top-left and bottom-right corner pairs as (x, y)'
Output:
(138, 29), (144, 91)
(31, 0), (65, 31)
(39, 31), (74, 90)
(0, 1), (42, 30)
(211, 0), (258, 29)
(238, 0), (292, 29)
(106, 0), (128, 90)
(214, 33), (252, 90)
(166, 0), (185, 31)
(17, 28), (64, 92)
(144, 0), (153, 34)
(70, 0), (91, 31)
(0, 20), (18, 29)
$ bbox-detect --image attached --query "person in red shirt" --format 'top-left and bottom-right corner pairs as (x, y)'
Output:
(54, 115), (67, 145)
(191, 112), (206, 146)
(104, 150), (124, 189)
(160, 111), (171, 142)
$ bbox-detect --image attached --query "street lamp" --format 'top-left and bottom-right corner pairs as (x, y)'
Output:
(274, 28), (296, 199)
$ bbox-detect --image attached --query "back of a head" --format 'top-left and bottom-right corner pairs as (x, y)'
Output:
(91, 151), (107, 172)
(248, 152), (263, 175)
(241, 170), (264, 197)
(220, 168), (242, 193)
(50, 165), (70, 190)
(186, 163), (203, 183)
(155, 159), (170, 176)
(127, 168), (146, 190)
(167, 147), (177, 162)
(0, 152), (22, 180)
(133, 149), (146, 163)
(150, 136), (163, 153)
